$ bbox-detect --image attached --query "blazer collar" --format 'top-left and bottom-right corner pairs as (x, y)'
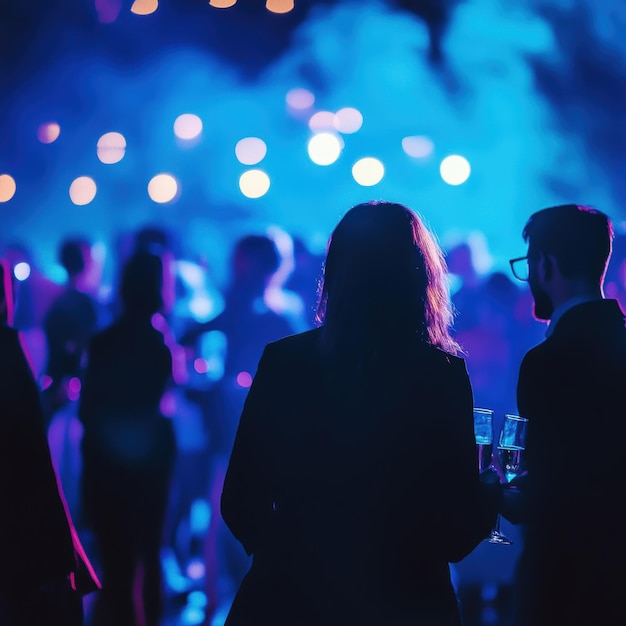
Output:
(548, 299), (625, 340)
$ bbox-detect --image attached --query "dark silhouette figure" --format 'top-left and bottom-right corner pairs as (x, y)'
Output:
(503, 204), (626, 625)
(0, 258), (100, 626)
(180, 234), (295, 614)
(79, 251), (176, 626)
(42, 238), (100, 425)
(447, 241), (485, 334)
(221, 202), (500, 626)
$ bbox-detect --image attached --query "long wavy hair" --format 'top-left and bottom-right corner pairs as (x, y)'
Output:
(316, 201), (460, 360)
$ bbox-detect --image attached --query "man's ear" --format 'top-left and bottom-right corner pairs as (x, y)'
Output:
(535, 252), (553, 283)
(543, 254), (553, 281)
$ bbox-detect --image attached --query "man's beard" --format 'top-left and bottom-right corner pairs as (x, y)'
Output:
(530, 282), (553, 321)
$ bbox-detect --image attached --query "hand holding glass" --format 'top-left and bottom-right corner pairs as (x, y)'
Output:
(473, 408), (512, 545)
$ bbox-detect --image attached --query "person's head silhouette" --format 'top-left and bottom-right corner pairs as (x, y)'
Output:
(317, 200), (459, 355)
(59, 238), (93, 287)
(119, 251), (164, 320)
(230, 234), (280, 299)
(513, 204), (613, 321)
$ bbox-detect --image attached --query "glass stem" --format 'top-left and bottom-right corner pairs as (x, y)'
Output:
(493, 514), (502, 534)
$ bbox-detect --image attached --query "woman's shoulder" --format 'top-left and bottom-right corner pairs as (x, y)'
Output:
(418, 343), (467, 372)
(261, 327), (322, 363)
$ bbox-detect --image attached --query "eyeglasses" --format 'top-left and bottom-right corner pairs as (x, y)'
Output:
(509, 256), (529, 282)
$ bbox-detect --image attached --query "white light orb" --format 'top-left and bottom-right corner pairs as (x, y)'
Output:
(14, 262), (31, 281)
(97, 132), (126, 164)
(307, 133), (342, 166)
(174, 114), (203, 140)
(235, 137), (267, 165)
(352, 157), (385, 186)
(333, 107), (363, 134)
(239, 169), (270, 199)
(69, 176), (97, 205)
(148, 173), (179, 203)
(440, 155), (471, 185)
(402, 135), (434, 158)
(0, 174), (16, 202)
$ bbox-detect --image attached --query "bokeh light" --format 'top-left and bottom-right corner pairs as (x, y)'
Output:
(180, 605), (204, 626)
(174, 114), (203, 141)
(333, 107), (363, 134)
(40, 375), (53, 391)
(130, 0), (158, 15)
(188, 591), (208, 608)
(95, 0), (122, 24)
(308, 111), (335, 132)
(97, 132), (126, 164)
(402, 135), (434, 158)
(69, 176), (97, 205)
(266, 0), (294, 14)
(307, 132), (342, 166)
(186, 560), (206, 581)
(0, 174), (16, 202)
(286, 88), (315, 110)
(67, 377), (81, 401)
(440, 154), (471, 185)
(37, 122), (61, 144)
(239, 169), (270, 198)
(148, 174), (179, 203)
(236, 371), (253, 388)
(209, 0), (237, 7)
(352, 157), (385, 186)
(235, 137), (267, 165)
(189, 295), (214, 320)
(194, 358), (209, 374)
(14, 262), (31, 281)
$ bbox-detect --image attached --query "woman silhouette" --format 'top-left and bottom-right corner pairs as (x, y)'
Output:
(221, 201), (500, 625)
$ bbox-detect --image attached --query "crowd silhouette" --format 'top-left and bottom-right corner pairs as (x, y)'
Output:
(2, 202), (626, 626)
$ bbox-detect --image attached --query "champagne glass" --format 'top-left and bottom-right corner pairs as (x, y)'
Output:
(472, 408), (512, 545)
(473, 408), (493, 472)
(497, 413), (528, 484)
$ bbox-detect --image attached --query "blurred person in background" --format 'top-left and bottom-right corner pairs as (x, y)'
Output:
(42, 237), (102, 427)
(283, 235), (325, 330)
(221, 201), (500, 626)
(180, 233), (296, 618)
(79, 250), (177, 626)
(447, 240), (485, 334)
(0, 258), (100, 626)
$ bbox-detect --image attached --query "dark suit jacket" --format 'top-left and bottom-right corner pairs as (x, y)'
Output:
(514, 299), (626, 626)
(221, 328), (498, 626)
(0, 326), (99, 624)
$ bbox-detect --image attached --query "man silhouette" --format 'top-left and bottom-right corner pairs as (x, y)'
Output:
(504, 204), (626, 625)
